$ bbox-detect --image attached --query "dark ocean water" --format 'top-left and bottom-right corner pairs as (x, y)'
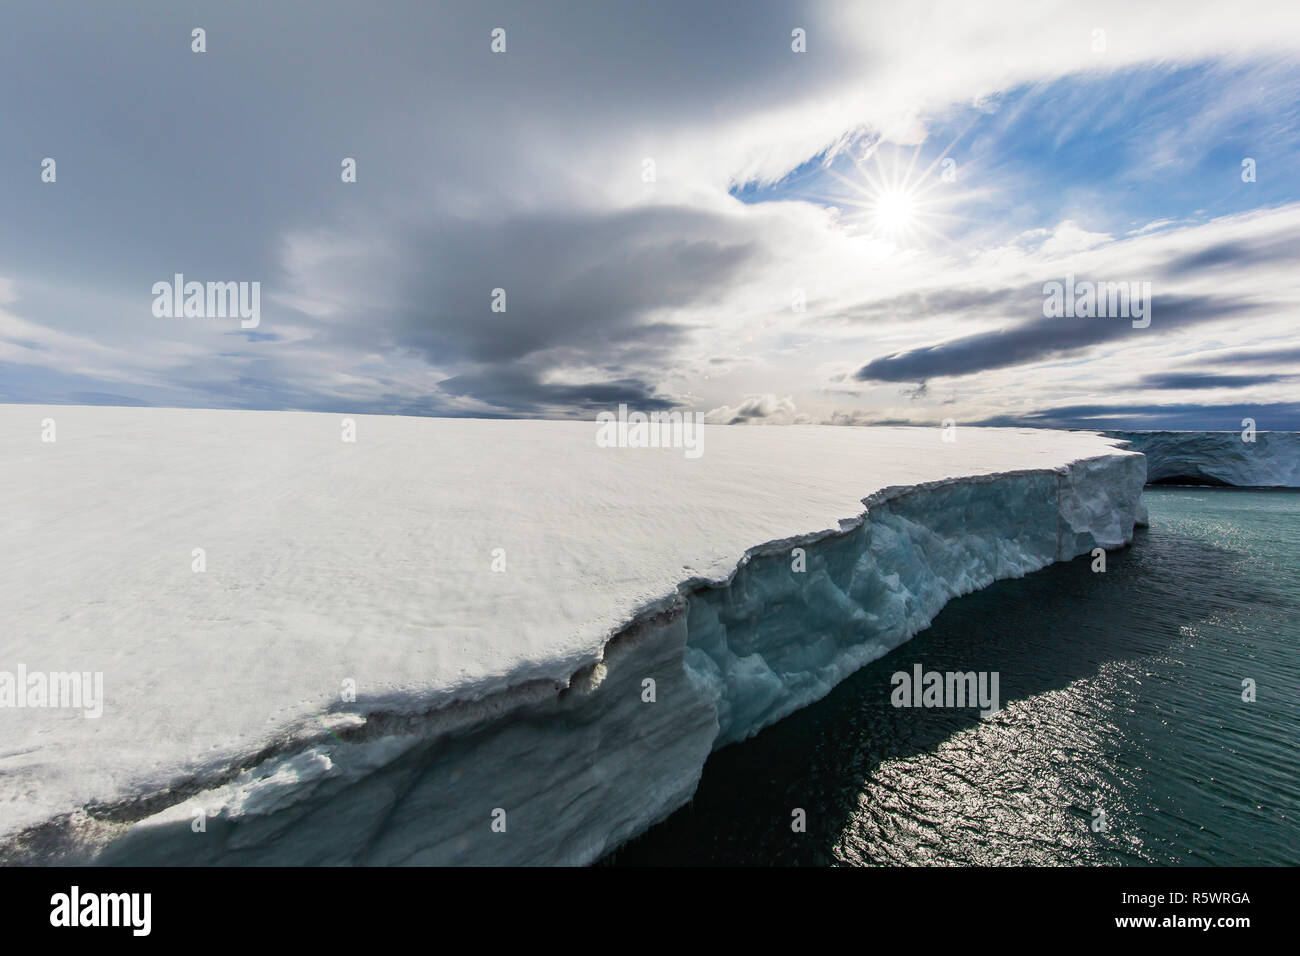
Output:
(608, 488), (1300, 866)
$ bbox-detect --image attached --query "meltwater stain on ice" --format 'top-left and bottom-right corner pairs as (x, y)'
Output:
(607, 489), (1300, 866)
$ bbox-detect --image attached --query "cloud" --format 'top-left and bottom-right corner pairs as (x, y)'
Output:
(438, 368), (676, 417)
(1135, 371), (1295, 390)
(854, 292), (1261, 382)
(295, 205), (762, 366)
(1159, 235), (1300, 278)
(1039, 220), (1113, 257)
(1, 2), (1299, 427)
(849, 203), (1300, 392)
(974, 401), (1300, 430)
(275, 203), (783, 413)
(705, 394), (800, 424)
(1198, 346), (1300, 367)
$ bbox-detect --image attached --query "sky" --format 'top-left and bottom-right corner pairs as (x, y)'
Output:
(2, 0), (1299, 429)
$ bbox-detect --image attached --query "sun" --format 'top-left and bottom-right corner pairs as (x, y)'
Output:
(811, 135), (976, 248)
(872, 187), (917, 237)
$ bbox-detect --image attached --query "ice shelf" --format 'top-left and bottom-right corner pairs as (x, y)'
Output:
(0, 406), (1146, 864)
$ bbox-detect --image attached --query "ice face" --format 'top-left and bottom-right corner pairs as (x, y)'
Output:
(0, 407), (1144, 864)
(1106, 430), (1300, 487)
(687, 458), (1146, 749)
(91, 452), (1143, 866)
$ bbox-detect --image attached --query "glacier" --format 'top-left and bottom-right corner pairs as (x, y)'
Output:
(1105, 430), (1300, 487)
(0, 406), (1145, 865)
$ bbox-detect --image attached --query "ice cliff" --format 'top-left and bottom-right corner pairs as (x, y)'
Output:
(1106, 430), (1300, 487)
(0, 408), (1145, 865)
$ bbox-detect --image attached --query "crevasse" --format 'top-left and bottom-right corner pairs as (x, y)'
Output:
(46, 451), (1145, 866)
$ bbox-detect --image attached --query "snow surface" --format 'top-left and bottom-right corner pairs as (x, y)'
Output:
(0, 406), (1145, 863)
(1106, 430), (1300, 487)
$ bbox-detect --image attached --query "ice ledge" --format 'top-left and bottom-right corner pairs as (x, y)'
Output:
(2, 430), (1145, 865)
(1105, 430), (1300, 487)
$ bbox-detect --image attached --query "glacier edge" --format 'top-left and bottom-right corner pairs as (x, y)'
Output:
(1105, 430), (1300, 487)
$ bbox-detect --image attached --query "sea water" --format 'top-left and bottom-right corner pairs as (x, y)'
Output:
(609, 488), (1300, 866)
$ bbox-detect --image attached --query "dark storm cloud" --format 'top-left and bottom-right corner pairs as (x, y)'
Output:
(854, 293), (1261, 382)
(378, 206), (762, 368)
(437, 367), (674, 416)
(1136, 371), (1294, 389)
(296, 203), (766, 412)
(1198, 346), (1300, 366)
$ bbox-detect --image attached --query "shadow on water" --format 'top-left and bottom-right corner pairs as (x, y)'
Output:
(605, 491), (1300, 866)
